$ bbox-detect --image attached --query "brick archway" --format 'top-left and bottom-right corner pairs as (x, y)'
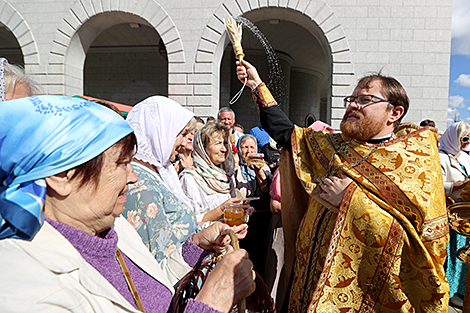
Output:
(47, 0), (184, 96)
(0, 1), (40, 67)
(195, 0), (354, 124)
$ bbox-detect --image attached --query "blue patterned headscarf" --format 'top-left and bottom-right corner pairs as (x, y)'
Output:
(237, 135), (257, 188)
(0, 95), (134, 240)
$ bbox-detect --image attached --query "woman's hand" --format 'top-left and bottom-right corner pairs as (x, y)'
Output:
(221, 197), (241, 208)
(217, 197), (242, 218)
(319, 172), (353, 207)
(230, 223), (248, 239)
(270, 199), (281, 216)
(248, 163), (268, 187)
(236, 59), (263, 90)
(195, 249), (256, 313)
(191, 222), (231, 254)
(248, 162), (264, 174)
(201, 198), (241, 222)
(452, 177), (470, 193)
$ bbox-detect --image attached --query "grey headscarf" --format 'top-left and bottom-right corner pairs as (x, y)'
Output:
(0, 58), (7, 102)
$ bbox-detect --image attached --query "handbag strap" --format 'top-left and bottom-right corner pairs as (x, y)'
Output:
(220, 229), (245, 313)
(116, 248), (146, 313)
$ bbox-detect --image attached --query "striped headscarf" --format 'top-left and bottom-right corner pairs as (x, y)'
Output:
(180, 123), (235, 195)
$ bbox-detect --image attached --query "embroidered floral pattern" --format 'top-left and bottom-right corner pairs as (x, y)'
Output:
(123, 163), (198, 262)
(288, 126), (449, 313)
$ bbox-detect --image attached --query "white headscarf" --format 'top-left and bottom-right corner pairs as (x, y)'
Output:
(439, 122), (464, 156)
(126, 96), (194, 209)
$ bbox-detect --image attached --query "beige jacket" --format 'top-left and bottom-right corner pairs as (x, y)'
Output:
(0, 216), (192, 312)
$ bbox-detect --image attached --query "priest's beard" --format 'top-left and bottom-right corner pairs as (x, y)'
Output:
(340, 109), (387, 141)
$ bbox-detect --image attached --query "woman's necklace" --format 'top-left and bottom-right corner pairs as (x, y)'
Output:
(317, 140), (383, 184)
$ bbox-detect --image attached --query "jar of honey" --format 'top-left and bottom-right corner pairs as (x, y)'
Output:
(224, 203), (248, 226)
(246, 153), (265, 167)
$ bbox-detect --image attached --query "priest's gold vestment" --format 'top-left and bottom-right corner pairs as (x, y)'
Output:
(282, 125), (449, 313)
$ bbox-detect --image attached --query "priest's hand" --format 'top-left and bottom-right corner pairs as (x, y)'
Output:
(236, 59), (263, 90)
(319, 172), (353, 207)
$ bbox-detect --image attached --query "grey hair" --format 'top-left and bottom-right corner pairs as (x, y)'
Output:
(217, 107), (235, 120)
(4, 62), (43, 96)
(239, 134), (257, 147)
(199, 122), (230, 148)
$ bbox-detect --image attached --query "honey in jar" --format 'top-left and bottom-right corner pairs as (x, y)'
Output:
(246, 153), (265, 167)
(224, 203), (245, 226)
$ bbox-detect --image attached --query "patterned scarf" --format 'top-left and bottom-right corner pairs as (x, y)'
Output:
(181, 125), (234, 195)
(0, 96), (133, 240)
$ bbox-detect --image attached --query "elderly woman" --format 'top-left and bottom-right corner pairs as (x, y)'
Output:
(174, 117), (205, 174)
(439, 121), (470, 308)
(0, 57), (42, 101)
(180, 122), (241, 223)
(174, 124), (197, 175)
(124, 96), (200, 262)
(0, 96), (254, 313)
(235, 134), (272, 201)
(439, 122), (470, 197)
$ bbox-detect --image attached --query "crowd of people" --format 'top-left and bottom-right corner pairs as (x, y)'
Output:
(0, 52), (469, 313)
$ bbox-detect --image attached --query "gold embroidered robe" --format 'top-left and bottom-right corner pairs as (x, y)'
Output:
(284, 125), (449, 313)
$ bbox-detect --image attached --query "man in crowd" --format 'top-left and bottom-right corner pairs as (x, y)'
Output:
(233, 123), (245, 134)
(218, 107), (243, 144)
(237, 59), (449, 312)
(420, 119), (436, 128)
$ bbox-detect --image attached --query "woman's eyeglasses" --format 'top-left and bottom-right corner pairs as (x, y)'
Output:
(461, 136), (470, 143)
(344, 95), (394, 108)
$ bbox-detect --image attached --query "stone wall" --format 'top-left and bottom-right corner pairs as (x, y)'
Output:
(0, 0), (453, 130)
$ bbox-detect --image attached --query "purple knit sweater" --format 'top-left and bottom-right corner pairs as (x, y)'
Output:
(46, 219), (221, 313)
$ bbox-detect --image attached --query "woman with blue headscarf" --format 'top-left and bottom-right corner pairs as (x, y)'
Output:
(235, 134), (272, 204)
(0, 96), (255, 313)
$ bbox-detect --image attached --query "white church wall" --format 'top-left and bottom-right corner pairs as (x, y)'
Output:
(1, 0), (453, 129)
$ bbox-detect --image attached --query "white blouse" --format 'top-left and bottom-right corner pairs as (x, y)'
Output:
(439, 150), (470, 197)
(180, 173), (236, 222)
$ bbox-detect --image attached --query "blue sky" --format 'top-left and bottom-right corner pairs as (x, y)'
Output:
(448, 0), (470, 126)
